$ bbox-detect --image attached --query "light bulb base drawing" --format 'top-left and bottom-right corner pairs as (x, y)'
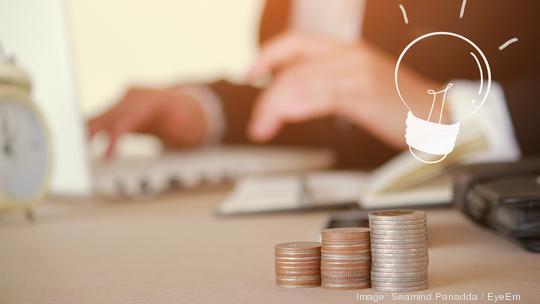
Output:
(405, 111), (460, 164)
(394, 31), (491, 164)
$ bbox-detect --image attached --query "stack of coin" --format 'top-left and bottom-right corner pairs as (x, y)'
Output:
(320, 227), (371, 290)
(369, 210), (429, 292)
(274, 242), (321, 288)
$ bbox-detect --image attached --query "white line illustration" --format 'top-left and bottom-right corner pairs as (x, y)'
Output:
(399, 4), (409, 24)
(426, 83), (453, 123)
(470, 52), (483, 95)
(499, 38), (519, 50)
(460, 0), (467, 19)
(395, 32), (492, 164)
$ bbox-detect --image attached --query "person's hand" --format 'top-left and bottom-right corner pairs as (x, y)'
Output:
(247, 34), (442, 149)
(247, 32), (346, 80)
(88, 87), (208, 158)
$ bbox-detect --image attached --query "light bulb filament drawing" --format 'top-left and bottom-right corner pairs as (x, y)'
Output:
(426, 83), (453, 124)
(395, 31), (492, 164)
(395, 2), (518, 164)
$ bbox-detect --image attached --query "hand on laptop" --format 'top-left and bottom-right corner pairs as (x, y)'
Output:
(89, 31), (444, 156)
(246, 32), (443, 149)
(88, 87), (208, 158)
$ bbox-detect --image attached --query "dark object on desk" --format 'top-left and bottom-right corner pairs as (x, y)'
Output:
(324, 210), (370, 229)
(448, 160), (540, 252)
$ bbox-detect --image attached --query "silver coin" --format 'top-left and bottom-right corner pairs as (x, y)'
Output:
(371, 252), (428, 259)
(372, 235), (428, 242)
(372, 262), (428, 268)
(369, 218), (425, 223)
(371, 275), (427, 283)
(369, 224), (426, 231)
(371, 265), (427, 273)
(371, 240), (427, 246)
(371, 255), (429, 264)
(369, 210), (425, 221)
(370, 225), (426, 231)
(371, 270), (427, 277)
(369, 217), (426, 224)
(371, 250), (428, 256)
(370, 227), (427, 234)
(371, 242), (428, 249)
(370, 232), (426, 238)
(371, 269), (427, 276)
(372, 243), (427, 248)
(370, 235), (428, 241)
(371, 228), (426, 235)
(371, 262), (428, 269)
(371, 279), (428, 287)
(372, 233), (425, 240)
(371, 252), (429, 260)
(371, 247), (427, 254)
(371, 241), (427, 247)
(371, 235), (428, 245)
(371, 231), (428, 238)
(372, 255), (428, 263)
(371, 264), (428, 270)
(372, 284), (428, 292)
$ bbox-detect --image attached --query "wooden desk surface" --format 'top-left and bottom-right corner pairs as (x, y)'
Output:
(1, 190), (539, 304)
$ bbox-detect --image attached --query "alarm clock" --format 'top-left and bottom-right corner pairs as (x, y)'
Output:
(0, 48), (52, 213)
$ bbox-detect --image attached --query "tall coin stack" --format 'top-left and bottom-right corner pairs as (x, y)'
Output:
(320, 228), (371, 290)
(369, 210), (429, 292)
(274, 242), (321, 288)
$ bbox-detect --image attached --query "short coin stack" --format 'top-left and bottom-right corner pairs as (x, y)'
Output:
(369, 210), (429, 292)
(274, 242), (321, 288)
(321, 228), (371, 290)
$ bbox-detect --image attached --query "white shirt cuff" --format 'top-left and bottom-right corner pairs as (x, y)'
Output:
(447, 80), (520, 162)
(179, 86), (225, 145)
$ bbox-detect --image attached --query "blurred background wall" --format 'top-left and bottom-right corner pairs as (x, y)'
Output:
(65, 0), (264, 116)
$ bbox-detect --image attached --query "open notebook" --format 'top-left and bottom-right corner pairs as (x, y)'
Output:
(217, 126), (518, 214)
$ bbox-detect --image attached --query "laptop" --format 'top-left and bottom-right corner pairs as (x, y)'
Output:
(0, 0), (335, 201)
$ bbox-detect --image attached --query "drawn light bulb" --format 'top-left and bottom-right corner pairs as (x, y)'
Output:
(394, 31), (491, 164)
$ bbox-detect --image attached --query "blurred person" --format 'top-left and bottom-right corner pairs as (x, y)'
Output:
(89, 0), (540, 168)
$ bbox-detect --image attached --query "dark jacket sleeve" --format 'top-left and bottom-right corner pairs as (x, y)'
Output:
(203, 0), (397, 169)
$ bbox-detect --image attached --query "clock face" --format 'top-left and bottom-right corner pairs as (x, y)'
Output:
(0, 95), (50, 203)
